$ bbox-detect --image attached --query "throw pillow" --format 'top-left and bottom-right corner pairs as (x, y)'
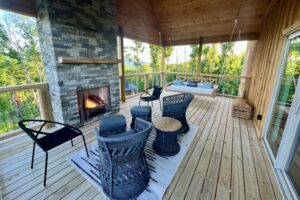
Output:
(187, 81), (197, 87)
(173, 80), (184, 86)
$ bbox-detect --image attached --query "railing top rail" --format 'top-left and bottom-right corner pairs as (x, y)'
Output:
(0, 83), (48, 94)
(164, 72), (252, 79)
(119, 72), (163, 78)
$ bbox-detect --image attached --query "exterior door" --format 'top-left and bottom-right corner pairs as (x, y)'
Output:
(263, 30), (300, 199)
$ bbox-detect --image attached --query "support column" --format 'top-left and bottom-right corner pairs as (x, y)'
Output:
(161, 47), (165, 87)
(239, 41), (257, 98)
(119, 27), (126, 102)
(197, 37), (203, 77)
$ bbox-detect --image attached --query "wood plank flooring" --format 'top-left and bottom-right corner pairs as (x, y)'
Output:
(0, 92), (282, 200)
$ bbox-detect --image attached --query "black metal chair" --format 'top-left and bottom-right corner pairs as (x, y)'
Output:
(18, 119), (89, 186)
(139, 86), (163, 110)
(95, 118), (152, 199)
(162, 93), (194, 134)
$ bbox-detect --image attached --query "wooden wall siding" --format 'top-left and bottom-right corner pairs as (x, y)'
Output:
(116, 0), (161, 45)
(246, 0), (300, 137)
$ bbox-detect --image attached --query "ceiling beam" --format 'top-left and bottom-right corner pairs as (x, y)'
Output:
(0, 0), (36, 17)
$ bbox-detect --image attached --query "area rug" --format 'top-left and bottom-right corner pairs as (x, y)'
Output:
(68, 125), (199, 200)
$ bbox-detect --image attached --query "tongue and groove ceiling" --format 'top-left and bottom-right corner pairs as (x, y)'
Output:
(0, 0), (275, 45)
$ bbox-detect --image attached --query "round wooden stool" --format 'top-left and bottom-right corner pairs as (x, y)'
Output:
(152, 117), (182, 156)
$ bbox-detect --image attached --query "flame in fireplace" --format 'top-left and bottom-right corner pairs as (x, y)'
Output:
(85, 99), (98, 109)
(84, 95), (105, 109)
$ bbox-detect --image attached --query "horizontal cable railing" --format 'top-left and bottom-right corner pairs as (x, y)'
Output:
(0, 83), (53, 137)
(119, 72), (164, 99)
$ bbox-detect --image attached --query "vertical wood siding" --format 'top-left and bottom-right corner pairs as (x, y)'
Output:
(246, 0), (300, 137)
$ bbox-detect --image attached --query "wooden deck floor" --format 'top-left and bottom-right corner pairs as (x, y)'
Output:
(0, 92), (282, 200)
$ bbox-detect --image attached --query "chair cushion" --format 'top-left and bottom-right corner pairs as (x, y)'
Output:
(131, 106), (152, 115)
(187, 81), (197, 87)
(38, 126), (81, 151)
(140, 96), (159, 101)
(173, 80), (184, 86)
(197, 82), (213, 89)
(99, 114), (126, 132)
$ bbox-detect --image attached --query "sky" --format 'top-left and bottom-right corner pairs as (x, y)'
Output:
(124, 38), (248, 64)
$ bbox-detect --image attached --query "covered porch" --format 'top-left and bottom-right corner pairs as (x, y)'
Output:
(0, 0), (299, 199)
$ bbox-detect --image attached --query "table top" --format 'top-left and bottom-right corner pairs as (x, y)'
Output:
(153, 117), (182, 132)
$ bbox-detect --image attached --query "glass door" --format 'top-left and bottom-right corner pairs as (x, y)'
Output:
(263, 30), (300, 199)
(265, 32), (300, 159)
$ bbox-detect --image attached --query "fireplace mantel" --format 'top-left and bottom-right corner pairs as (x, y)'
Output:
(58, 57), (121, 64)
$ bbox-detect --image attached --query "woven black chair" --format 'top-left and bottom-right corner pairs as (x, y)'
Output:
(139, 86), (163, 110)
(162, 93), (194, 134)
(18, 119), (89, 186)
(95, 118), (152, 200)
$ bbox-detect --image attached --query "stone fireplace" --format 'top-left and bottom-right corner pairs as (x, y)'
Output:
(36, 0), (120, 126)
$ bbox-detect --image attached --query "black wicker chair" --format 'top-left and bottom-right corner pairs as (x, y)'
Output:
(139, 86), (163, 110)
(162, 93), (194, 134)
(18, 120), (89, 186)
(95, 118), (152, 199)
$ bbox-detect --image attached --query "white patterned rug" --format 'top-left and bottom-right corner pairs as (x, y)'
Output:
(68, 125), (198, 200)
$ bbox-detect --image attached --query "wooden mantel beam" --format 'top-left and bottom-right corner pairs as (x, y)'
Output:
(58, 57), (121, 64)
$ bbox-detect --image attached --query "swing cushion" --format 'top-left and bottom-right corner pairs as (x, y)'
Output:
(168, 85), (214, 95)
(187, 81), (197, 87)
(173, 80), (184, 86)
(198, 83), (213, 89)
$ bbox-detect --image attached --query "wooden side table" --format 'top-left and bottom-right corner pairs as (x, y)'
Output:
(152, 117), (182, 156)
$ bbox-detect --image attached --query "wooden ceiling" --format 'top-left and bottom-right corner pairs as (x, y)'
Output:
(0, 0), (275, 45)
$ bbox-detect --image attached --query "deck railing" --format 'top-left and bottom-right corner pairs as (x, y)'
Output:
(119, 72), (164, 99)
(0, 83), (53, 138)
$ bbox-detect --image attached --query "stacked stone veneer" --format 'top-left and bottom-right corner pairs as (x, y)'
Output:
(36, 0), (119, 126)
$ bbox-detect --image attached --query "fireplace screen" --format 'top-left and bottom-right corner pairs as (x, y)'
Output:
(77, 85), (111, 123)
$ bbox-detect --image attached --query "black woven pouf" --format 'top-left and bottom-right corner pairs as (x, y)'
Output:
(130, 106), (152, 129)
(99, 114), (127, 137)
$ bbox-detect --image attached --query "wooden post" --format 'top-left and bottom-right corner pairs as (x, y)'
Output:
(160, 47), (166, 87)
(161, 47), (165, 87)
(144, 74), (148, 91)
(119, 26), (126, 102)
(197, 37), (203, 77)
(38, 84), (54, 128)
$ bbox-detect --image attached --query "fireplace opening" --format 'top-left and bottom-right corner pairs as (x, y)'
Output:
(77, 85), (111, 123)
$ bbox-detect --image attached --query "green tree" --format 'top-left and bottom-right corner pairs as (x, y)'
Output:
(130, 41), (145, 70)
(189, 45), (198, 73)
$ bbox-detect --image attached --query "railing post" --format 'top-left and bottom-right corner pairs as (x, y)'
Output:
(160, 71), (164, 88)
(38, 84), (54, 127)
(144, 74), (148, 91)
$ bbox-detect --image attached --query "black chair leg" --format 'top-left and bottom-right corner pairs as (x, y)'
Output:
(71, 139), (74, 146)
(44, 152), (48, 187)
(81, 135), (89, 157)
(31, 142), (36, 169)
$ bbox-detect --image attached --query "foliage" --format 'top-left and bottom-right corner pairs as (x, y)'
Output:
(0, 11), (44, 134)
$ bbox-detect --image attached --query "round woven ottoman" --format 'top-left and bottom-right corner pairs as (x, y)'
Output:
(130, 106), (152, 129)
(99, 114), (126, 136)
